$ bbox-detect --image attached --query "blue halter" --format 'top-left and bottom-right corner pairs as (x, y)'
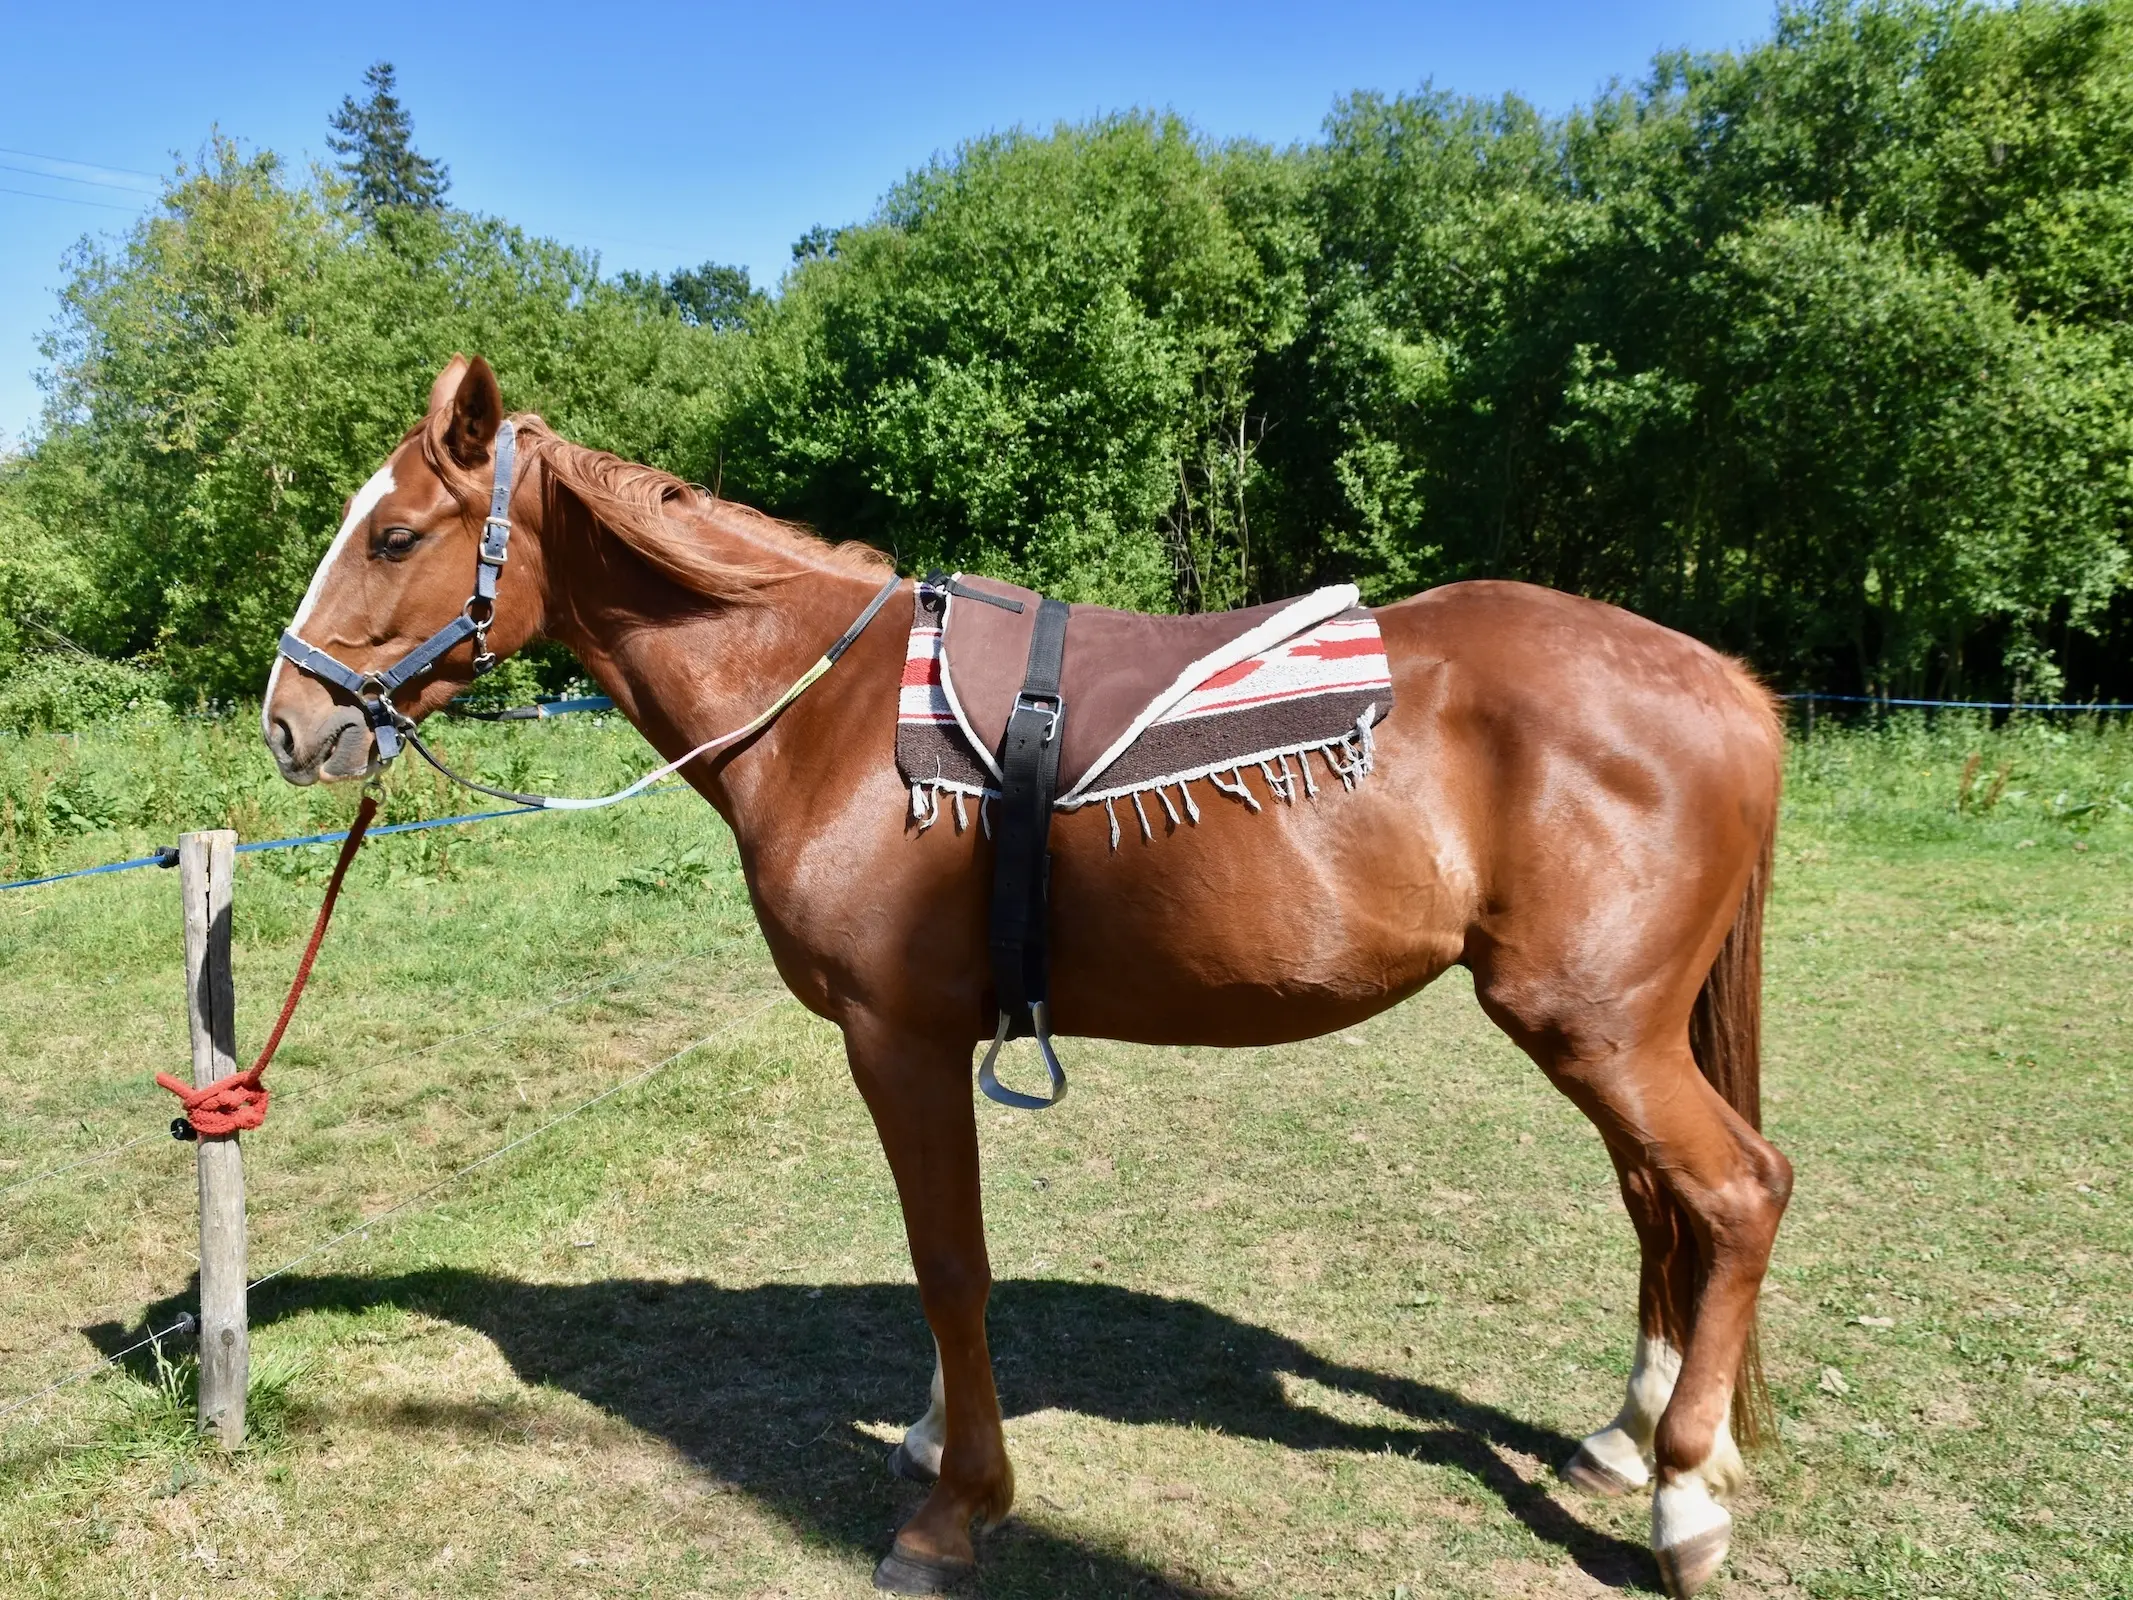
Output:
(276, 421), (519, 762)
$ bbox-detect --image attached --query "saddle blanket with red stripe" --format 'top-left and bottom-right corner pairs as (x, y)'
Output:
(895, 578), (1393, 845)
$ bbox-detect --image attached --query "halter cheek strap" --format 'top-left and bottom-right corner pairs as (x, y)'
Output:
(275, 417), (905, 811)
(277, 420), (519, 759)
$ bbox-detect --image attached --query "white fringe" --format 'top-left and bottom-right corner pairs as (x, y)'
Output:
(912, 709), (1387, 851)
(909, 776), (995, 834)
(1210, 767), (1262, 813)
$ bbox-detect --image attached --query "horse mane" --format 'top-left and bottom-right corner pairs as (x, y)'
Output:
(410, 412), (891, 599)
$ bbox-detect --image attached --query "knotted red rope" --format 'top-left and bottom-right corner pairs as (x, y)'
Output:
(157, 795), (379, 1139)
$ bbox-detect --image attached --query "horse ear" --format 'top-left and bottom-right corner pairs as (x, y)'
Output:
(428, 355), (471, 414)
(442, 356), (503, 469)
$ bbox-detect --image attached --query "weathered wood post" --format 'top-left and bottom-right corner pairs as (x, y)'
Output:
(179, 828), (247, 1446)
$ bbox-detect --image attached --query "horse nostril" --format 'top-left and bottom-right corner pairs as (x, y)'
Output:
(272, 717), (298, 761)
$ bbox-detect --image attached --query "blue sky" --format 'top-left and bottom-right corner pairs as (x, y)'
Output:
(0, 0), (1775, 447)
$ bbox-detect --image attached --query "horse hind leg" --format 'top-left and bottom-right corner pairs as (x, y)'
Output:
(1645, 1108), (1788, 1599)
(1501, 1018), (1786, 1598)
(1548, 1045), (1788, 1599)
(1561, 1149), (1692, 1497)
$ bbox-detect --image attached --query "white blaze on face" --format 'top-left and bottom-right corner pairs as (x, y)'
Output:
(263, 464), (396, 740)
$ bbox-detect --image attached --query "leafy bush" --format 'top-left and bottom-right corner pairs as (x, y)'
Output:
(0, 653), (171, 733)
(1784, 709), (2133, 843)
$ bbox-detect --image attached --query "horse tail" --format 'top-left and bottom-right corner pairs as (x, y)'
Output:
(1688, 800), (1780, 1449)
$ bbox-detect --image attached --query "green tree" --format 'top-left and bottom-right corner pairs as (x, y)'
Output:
(327, 61), (450, 218)
(1255, 1), (2133, 697)
(22, 138), (731, 700)
(8, 0), (2132, 716)
(614, 261), (767, 332)
(716, 115), (1308, 611)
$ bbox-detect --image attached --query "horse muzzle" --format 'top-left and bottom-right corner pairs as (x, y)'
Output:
(267, 702), (380, 785)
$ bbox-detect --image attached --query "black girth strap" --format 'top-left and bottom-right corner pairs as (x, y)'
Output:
(976, 594), (1070, 1110)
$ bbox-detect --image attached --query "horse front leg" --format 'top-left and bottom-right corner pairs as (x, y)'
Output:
(888, 1340), (946, 1483)
(844, 1020), (1013, 1593)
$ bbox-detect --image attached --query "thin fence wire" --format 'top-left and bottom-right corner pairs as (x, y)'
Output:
(1, 806), (543, 894)
(2, 693), (628, 893)
(0, 1317), (201, 1431)
(0, 950), (754, 1390)
(0, 1128), (167, 1201)
(1781, 692), (2133, 713)
(14, 685), (2127, 895)
(0, 941), (731, 1201)
(0, 993), (791, 1428)
(1, 848), (177, 893)
(248, 992), (789, 1292)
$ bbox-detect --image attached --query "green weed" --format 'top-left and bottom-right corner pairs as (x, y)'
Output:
(612, 842), (720, 896)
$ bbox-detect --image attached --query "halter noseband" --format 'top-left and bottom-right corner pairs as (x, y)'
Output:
(277, 420), (519, 762)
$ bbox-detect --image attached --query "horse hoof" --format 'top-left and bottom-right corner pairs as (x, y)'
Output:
(1654, 1525), (1730, 1597)
(887, 1440), (939, 1484)
(873, 1545), (973, 1594)
(1652, 1477), (1732, 1596)
(1559, 1443), (1642, 1498)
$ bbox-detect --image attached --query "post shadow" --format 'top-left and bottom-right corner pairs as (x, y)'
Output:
(90, 1273), (1654, 1594)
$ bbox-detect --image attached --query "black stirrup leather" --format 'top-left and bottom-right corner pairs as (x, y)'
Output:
(976, 589), (1070, 1110)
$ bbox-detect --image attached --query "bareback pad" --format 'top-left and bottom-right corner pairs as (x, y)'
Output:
(941, 575), (1306, 796)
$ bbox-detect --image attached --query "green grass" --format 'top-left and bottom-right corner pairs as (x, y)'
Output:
(0, 710), (2127, 1598)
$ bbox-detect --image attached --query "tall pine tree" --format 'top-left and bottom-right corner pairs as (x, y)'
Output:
(327, 62), (449, 218)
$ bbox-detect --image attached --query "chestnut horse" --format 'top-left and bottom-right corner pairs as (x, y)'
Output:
(263, 358), (1791, 1596)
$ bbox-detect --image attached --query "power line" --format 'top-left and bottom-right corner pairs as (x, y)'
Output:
(0, 144), (162, 181)
(0, 183), (148, 215)
(0, 160), (158, 195)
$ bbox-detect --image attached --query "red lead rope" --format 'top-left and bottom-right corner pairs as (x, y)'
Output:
(157, 795), (380, 1139)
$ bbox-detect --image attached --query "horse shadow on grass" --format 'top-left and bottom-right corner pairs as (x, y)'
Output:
(96, 1274), (1653, 1596)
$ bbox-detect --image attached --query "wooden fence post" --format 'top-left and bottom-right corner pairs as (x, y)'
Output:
(179, 828), (247, 1447)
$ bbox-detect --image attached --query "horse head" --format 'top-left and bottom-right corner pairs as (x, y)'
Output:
(263, 356), (541, 783)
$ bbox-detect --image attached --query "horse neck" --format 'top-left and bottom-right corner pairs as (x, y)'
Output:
(531, 476), (885, 822)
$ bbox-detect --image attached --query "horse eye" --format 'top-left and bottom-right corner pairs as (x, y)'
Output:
(380, 526), (422, 558)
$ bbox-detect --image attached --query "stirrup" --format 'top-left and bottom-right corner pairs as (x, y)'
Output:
(977, 1001), (1067, 1110)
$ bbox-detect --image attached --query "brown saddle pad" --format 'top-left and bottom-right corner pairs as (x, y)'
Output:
(938, 575), (1352, 798)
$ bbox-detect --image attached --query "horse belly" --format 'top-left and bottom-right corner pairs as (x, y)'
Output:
(1043, 761), (1473, 1048)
